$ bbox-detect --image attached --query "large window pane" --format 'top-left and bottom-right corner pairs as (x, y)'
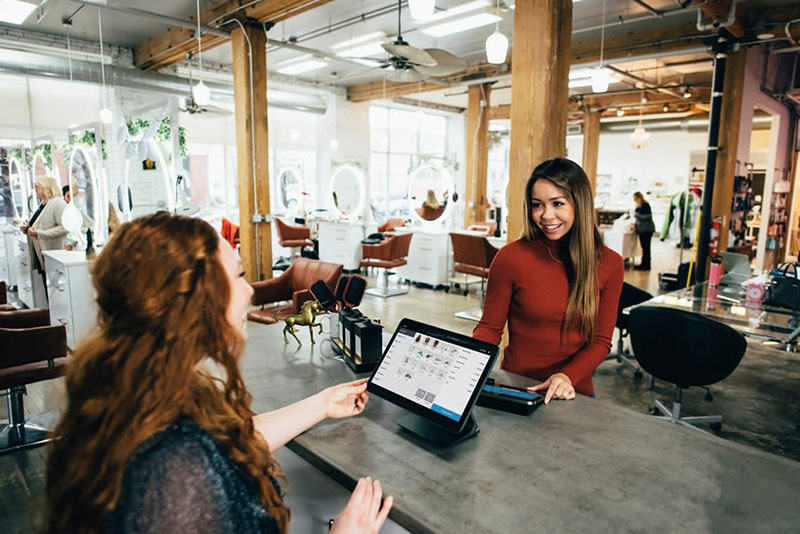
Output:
(389, 109), (418, 153)
(420, 114), (446, 155)
(369, 107), (389, 152)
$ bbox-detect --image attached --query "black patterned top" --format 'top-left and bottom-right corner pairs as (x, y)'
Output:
(105, 418), (280, 534)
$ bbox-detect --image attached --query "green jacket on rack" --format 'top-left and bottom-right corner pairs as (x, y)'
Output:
(660, 191), (697, 240)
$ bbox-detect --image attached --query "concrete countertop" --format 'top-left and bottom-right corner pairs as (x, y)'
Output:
(241, 323), (800, 534)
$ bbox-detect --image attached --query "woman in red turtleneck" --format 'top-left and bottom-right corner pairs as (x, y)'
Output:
(474, 158), (624, 404)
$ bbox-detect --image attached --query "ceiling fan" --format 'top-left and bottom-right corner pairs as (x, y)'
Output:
(179, 52), (232, 115)
(353, 0), (468, 83)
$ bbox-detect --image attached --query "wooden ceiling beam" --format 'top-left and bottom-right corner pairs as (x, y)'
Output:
(134, 0), (333, 70)
(692, 0), (745, 39)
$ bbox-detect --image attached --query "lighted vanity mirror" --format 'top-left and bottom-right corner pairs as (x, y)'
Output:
(68, 146), (100, 235)
(330, 164), (364, 218)
(8, 158), (26, 219)
(124, 140), (172, 217)
(409, 163), (454, 224)
(277, 167), (302, 211)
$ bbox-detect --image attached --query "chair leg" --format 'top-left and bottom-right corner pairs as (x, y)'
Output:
(648, 386), (722, 434)
(455, 276), (484, 322)
(365, 268), (408, 298)
(0, 386), (54, 455)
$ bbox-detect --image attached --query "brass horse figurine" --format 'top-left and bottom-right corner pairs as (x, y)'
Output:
(278, 300), (323, 346)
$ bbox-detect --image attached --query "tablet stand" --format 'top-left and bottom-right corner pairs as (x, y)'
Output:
(397, 412), (479, 446)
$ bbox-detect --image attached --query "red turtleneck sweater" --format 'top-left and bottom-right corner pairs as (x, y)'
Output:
(473, 238), (624, 396)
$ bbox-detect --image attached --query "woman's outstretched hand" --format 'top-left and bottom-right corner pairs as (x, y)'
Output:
(319, 378), (370, 419)
(528, 373), (575, 404)
(331, 477), (393, 534)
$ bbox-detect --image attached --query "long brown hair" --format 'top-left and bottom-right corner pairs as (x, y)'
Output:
(46, 212), (289, 533)
(521, 158), (604, 341)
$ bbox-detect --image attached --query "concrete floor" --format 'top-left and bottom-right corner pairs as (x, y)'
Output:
(1, 238), (799, 533)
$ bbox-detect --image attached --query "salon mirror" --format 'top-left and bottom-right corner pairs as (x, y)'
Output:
(330, 164), (364, 218)
(68, 145), (100, 235)
(277, 167), (302, 211)
(9, 158), (25, 219)
(408, 164), (453, 223)
(124, 140), (171, 217)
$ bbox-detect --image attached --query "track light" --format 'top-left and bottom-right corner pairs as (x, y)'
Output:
(616, 108), (624, 117)
(662, 103), (669, 112)
(683, 87), (692, 99)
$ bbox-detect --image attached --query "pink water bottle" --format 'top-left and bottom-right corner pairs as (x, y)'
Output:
(709, 255), (723, 287)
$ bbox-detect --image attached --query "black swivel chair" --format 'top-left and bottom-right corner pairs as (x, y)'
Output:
(628, 306), (747, 433)
(603, 282), (653, 377)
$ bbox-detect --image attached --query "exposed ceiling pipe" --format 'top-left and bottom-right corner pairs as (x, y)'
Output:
(605, 65), (685, 99)
(631, 0), (663, 18)
(68, 0), (231, 38)
(0, 49), (327, 114)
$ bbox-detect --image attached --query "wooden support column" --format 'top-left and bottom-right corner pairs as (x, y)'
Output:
(582, 111), (601, 195)
(711, 47), (746, 254)
(507, 0), (572, 240)
(465, 83), (491, 228)
(232, 22), (272, 282)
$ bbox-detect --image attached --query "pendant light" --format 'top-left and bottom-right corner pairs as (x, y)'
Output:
(485, 1), (508, 65)
(630, 91), (649, 149)
(408, 0), (435, 21)
(591, 0), (610, 93)
(97, 12), (112, 124)
(192, 0), (210, 106)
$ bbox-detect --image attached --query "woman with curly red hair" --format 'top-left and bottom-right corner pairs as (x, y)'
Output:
(46, 212), (391, 534)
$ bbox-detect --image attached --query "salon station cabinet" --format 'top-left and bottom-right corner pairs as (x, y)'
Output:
(394, 227), (452, 288)
(43, 250), (96, 349)
(318, 221), (364, 272)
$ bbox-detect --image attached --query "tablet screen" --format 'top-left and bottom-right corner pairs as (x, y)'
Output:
(368, 319), (498, 431)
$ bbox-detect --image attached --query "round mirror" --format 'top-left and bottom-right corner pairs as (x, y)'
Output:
(68, 145), (100, 236)
(330, 164), (364, 218)
(408, 164), (454, 224)
(124, 140), (172, 217)
(277, 167), (301, 211)
(9, 158), (25, 219)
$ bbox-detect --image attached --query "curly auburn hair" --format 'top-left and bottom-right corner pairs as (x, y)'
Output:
(45, 212), (289, 533)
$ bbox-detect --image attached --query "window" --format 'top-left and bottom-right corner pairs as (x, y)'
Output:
(369, 105), (452, 221)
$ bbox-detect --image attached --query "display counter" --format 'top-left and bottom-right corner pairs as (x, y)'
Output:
(241, 324), (800, 533)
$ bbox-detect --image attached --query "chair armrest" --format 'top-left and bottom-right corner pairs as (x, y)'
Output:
(0, 325), (67, 369)
(0, 309), (51, 329)
(292, 289), (315, 312)
(251, 270), (293, 306)
(284, 224), (311, 240)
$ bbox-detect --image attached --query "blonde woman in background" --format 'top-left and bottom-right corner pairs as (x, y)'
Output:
(21, 177), (67, 290)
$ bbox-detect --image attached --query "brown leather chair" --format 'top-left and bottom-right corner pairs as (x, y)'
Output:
(0, 281), (15, 311)
(275, 218), (314, 255)
(0, 308), (68, 454)
(360, 232), (413, 298)
(416, 205), (445, 221)
(378, 218), (405, 233)
(247, 258), (343, 325)
(450, 232), (500, 321)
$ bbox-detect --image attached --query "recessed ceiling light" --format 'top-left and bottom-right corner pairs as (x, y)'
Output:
(0, 0), (36, 25)
(276, 54), (328, 75)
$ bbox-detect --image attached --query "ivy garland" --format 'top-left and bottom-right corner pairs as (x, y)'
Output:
(63, 130), (108, 166)
(331, 159), (365, 171)
(126, 116), (187, 158)
(8, 148), (30, 168)
(407, 154), (459, 176)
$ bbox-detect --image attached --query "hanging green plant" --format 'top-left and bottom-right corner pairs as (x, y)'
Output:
(331, 159), (365, 171)
(32, 143), (53, 170)
(8, 147), (27, 166)
(126, 116), (187, 158)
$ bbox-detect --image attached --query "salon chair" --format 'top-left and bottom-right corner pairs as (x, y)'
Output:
(0, 308), (68, 454)
(603, 283), (653, 377)
(361, 218), (406, 252)
(247, 258), (343, 325)
(360, 233), (413, 298)
(628, 306), (746, 434)
(450, 233), (499, 321)
(1, 281), (15, 311)
(275, 218), (314, 258)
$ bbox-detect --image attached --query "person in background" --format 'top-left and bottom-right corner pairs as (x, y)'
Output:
(474, 158), (624, 403)
(63, 183), (95, 234)
(21, 177), (67, 288)
(633, 191), (655, 271)
(46, 212), (392, 534)
(418, 189), (443, 221)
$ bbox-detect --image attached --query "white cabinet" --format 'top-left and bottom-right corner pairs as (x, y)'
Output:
(395, 228), (451, 287)
(15, 236), (46, 309)
(0, 227), (8, 284)
(318, 221), (364, 271)
(44, 250), (96, 349)
(3, 226), (19, 287)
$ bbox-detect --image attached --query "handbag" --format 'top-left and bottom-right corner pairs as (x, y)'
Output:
(764, 263), (800, 311)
